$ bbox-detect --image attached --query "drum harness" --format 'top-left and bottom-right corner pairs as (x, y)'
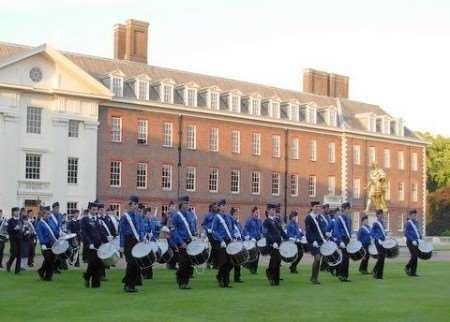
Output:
(40, 219), (57, 247)
(408, 220), (421, 241)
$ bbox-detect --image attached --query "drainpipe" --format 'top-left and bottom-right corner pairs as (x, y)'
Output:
(284, 128), (289, 223)
(177, 114), (183, 199)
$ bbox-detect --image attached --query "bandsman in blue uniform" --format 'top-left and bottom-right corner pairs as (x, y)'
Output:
(263, 203), (288, 286)
(6, 207), (23, 274)
(119, 195), (146, 292)
(142, 207), (159, 280)
(305, 201), (328, 284)
(36, 206), (58, 281)
(242, 206), (263, 274)
(333, 202), (353, 282)
(286, 210), (305, 274)
(371, 209), (386, 279)
(230, 207), (245, 283)
(171, 195), (197, 290)
(357, 215), (372, 274)
(319, 204), (333, 273)
(165, 200), (178, 271)
(211, 199), (234, 288)
(404, 209), (421, 277)
(202, 203), (217, 269)
(50, 202), (67, 271)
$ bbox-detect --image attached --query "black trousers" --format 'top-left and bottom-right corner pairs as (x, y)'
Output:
(84, 249), (103, 288)
(244, 253), (259, 273)
(359, 245), (370, 272)
(216, 247), (233, 286)
(39, 248), (55, 280)
(28, 240), (36, 266)
(289, 244), (304, 271)
(406, 240), (418, 275)
(176, 247), (193, 286)
(6, 238), (21, 273)
(311, 254), (321, 281)
(123, 236), (139, 289)
(373, 241), (385, 278)
(266, 248), (282, 284)
(142, 266), (153, 279)
(166, 249), (177, 270)
(207, 235), (219, 269)
(0, 238), (5, 266)
(233, 264), (241, 281)
(337, 247), (350, 279)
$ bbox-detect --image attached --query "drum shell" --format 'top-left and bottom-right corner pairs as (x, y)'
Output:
(368, 243), (378, 258)
(157, 240), (174, 264)
(132, 242), (157, 269)
(383, 238), (399, 259)
(97, 243), (120, 267)
(279, 241), (298, 263)
(226, 241), (249, 266)
(186, 240), (210, 266)
(243, 240), (259, 263)
(52, 239), (72, 260)
(256, 238), (271, 256)
(346, 240), (366, 261)
(320, 241), (342, 267)
(417, 240), (433, 260)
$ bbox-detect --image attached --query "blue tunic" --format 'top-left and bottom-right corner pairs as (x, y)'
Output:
(404, 219), (421, 242)
(243, 216), (263, 240)
(119, 211), (145, 248)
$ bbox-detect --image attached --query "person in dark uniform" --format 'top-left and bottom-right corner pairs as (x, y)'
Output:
(211, 199), (234, 288)
(333, 202), (353, 282)
(6, 207), (23, 274)
(80, 202), (108, 288)
(404, 209), (421, 277)
(319, 204), (332, 273)
(26, 209), (37, 267)
(263, 203), (288, 286)
(80, 209), (89, 264)
(119, 195), (145, 293)
(36, 206), (58, 281)
(142, 207), (158, 280)
(305, 201), (327, 284)
(230, 207), (245, 283)
(50, 202), (66, 271)
(0, 209), (7, 268)
(202, 203), (217, 269)
(171, 195), (197, 290)
(165, 201), (178, 270)
(286, 210), (305, 274)
(371, 209), (386, 280)
(67, 210), (81, 267)
(242, 206), (263, 274)
(21, 213), (36, 270)
(97, 203), (117, 280)
(357, 215), (372, 274)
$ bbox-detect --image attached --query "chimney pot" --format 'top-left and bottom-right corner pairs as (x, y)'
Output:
(303, 68), (349, 99)
(114, 19), (149, 64)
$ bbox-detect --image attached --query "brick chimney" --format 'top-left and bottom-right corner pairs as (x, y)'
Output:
(303, 68), (349, 99)
(114, 19), (149, 64)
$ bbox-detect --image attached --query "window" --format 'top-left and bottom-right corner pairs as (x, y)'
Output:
(137, 120), (148, 144)
(272, 172), (280, 196)
(251, 171), (261, 195)
(26, 106), (42, 134)
(209, 128), (219, 152)
(186, 125), (196, 150)
(231, 170), (240, 193)
(398, 151), (405, 170)
(252, 133), (261, 156)
(25, 154), (41, 180)
(67, 202), (78, 214)
(231, 130), (240, 154)
(398, 182), (405, 201)
(210, 92), (219, 110)
(328, 143), (336, 163)
(209, 168), (218, 192)
(112, 77), (123, 96)
(231, 95), (240, 113)
(163, 122), (173, 147)
(353, 178), (361, 199)
(110, 161), (121, 187)
(68, 120), (80, 138)
(272, 102), (280, 119)
(187, 88), (196, 107)
(412, 183), (418, 202)
(111, 117), (122, 143)
(290, 175), (298, 196)
(386, 180), (391, 201)
(291, 138), (299, 160)
(327, 176), (336, 195)
(186, 167), (196, 191)
(162, 165), (172, 191)
(384, 149), (391, 168)
(411, 153), (418, 171)
(353, 145), (361, 165)
(368, 146), (376, 165)
(161, 204), (169, 215)
(272, 135), (281, 158)
(309, 140), (317, 161)
(110, 203), (121, 215)
(306, 107), (317, 124)
(163, 85), (173, 103)
(137, 163), (147, 189)
(67, 157), (78, 184)
(328, 110), (337, 126)
(308, 175), (316, 197)
(138, 80), (148, 100)
(251, 99), (261, 116)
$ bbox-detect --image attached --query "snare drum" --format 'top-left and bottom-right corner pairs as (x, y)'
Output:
(243, 240), (259, 263)
(320, 241), (342, 267)
(300, 239), (310, 253)
(346, 240), (366, 261)
(157, 239), (174, 264)
(382, 238), (399, 259)
(132, 241), (157, 269)
(279, 241), (298, 263)
(51, 238), (72, 260)
(257, 238), (271, 256)
(186, 239), (210, 266)
(226, 241), (249, 266)
(417, 240), (433, 260)
(368, 243), (378, 258)
(97, 242), (120, 267)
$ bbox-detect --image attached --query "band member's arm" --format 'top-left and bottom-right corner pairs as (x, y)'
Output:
(211, 218), (224, 243)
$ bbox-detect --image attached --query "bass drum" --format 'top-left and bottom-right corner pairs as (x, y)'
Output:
(157, 239), (174, 264)
(186, 239), (210, 266)
(52, 239), (72, 260)
(320, 241), (342, 267)
(346, 240), (366, 261)
(368, 243), (378, 258)
(226, 241), (249, 266)
(383, 238), (399, 259)
(417, 240), (433, 260)
(97, 242), (120, 267)
(279, 241), (298, 263)
(132, 241), (157, 269)
(243, 240), (259, 263)
(257, 238), (271, 256)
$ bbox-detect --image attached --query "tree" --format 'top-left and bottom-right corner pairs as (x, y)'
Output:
(426, 186), (450, 236)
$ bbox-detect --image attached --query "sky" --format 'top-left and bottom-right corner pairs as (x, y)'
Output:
(1, 0), (449, 136)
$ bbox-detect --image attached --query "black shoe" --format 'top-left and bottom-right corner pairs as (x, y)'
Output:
(310, 279), (321, 285)
(124, 286), (138, 293)
(279, 277), (284, 281)
(38, 269), (45, 280)
(234, 279), (244, 283)
(136, 280), (143, 286)
(359, 270), (369, 275)
(290, 269), (299, 274)
(411, 273), (420, 277)
(6, 265), (11, 272)
(225, 284), (233, 288)
(250, 270), (257, 275)
(269, 279), (275, 286)
(339, 277), (351, 282)
(54, 270), (61, 274)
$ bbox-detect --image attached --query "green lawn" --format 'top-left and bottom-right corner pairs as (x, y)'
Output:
(1, 262), (449, 322)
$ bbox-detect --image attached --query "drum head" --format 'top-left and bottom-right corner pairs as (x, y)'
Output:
(368, 244), (378, 256)
(226, 241), (244, 255)
(157, 239), (169, 253)
(132, 242), (152, 258)
(60, 233), (77, 240)
(148, 241), (160, 254)
(347, 240), (362, 254)
(243, 240), (256, 250)
(383, 238), (397, 249)
(257, 238), (267, 248)
(52, 239), (69, 255)
(187, 239), (207, 256)
(97, 242), (117, 260)
(112, 237), (120, 250)
(320, 241), (337, 256)
(418, 240), (433, 253)
(280, 241), (297, 257)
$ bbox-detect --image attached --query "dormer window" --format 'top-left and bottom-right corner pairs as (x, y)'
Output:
(306, 105), (317, 124)
(108, 70), (125, 97)
(220, 90), (242, 112)
(198, 86), (221, 110)
(151, 79), (175, 104)
(272, 101), (280, 119)
(175, 82), (199, 107)
(262, 97), (281, 119)
(231, 95), (240, 112)
(242, 94), (262, 116)
(391, 118), (405, 136)
(283, 101), (299, 121)
(134, 75), (150, 100)
(326, 108), (338, 127)
(251, 98), (261, 116)
(210, 91), (220, 110)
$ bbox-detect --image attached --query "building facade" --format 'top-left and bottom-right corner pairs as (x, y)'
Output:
(0, 19), (427, 234)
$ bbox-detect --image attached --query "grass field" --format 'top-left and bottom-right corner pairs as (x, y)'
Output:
(1, 262), (449, 322)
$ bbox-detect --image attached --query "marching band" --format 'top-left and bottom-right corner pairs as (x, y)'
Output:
(0, 197), (433, 292)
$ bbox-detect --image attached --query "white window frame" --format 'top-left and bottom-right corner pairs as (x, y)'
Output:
(137, 79), (149, 100)
(162, 84), (174, 104)
(137, 119), (148, 144)
(398, 151), (405, 170)
(272, 135), (281, 158)
(209, 128), (219, 152)
(252, 133), (261, 156)
(111, 117), (122, 143)
(186, 88), (197, 107)
(110, 160), (121, 187)
(309, 140), (317, 161)
(67, 157), (79, 185)
(162, 164), (172, 191)
(290, 104), (299, 121)
(163, 122), (173, 148)
(290, 174), (298, 197)
(210, 91), (220, 110)
(271, 172), (280, 196)
(327, 109), (338, 127)
(185, 167), (196, 192)
(384, 148), (391, 168)
(112, 76), (123, 97)
(386, 180), (391, 201)
(411, 182), (418, 202)
(291, 138), (299, 160)
(271, 101), (281, 119)
(251, 98), (261, 116)
(26, 106), (42, 134)
(398, 182), (405, 201)
(306, 106), (317, 124)
(136, 162), (148, 190)
(231, 130), (240, 154)
(411, 152), (418, 171)
(186, 125), (196, 150)
(308, 175), (317, 198)
(231, 169), (240, 194)
(353, 178), (361, 199)
(230, 94), (241, 113)
(209, 168), (218, 193)
(25, 153), (41, 180)
(353, 145), (361, 165)
(328, 142), (336, 163)
(327, 176), (336, 195)
(368, 146), (376, 165)
(68, 120), (80, 138)
(251, 171), (261, 195)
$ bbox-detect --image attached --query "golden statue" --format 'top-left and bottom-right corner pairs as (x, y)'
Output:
(365, 162), (388, 212)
